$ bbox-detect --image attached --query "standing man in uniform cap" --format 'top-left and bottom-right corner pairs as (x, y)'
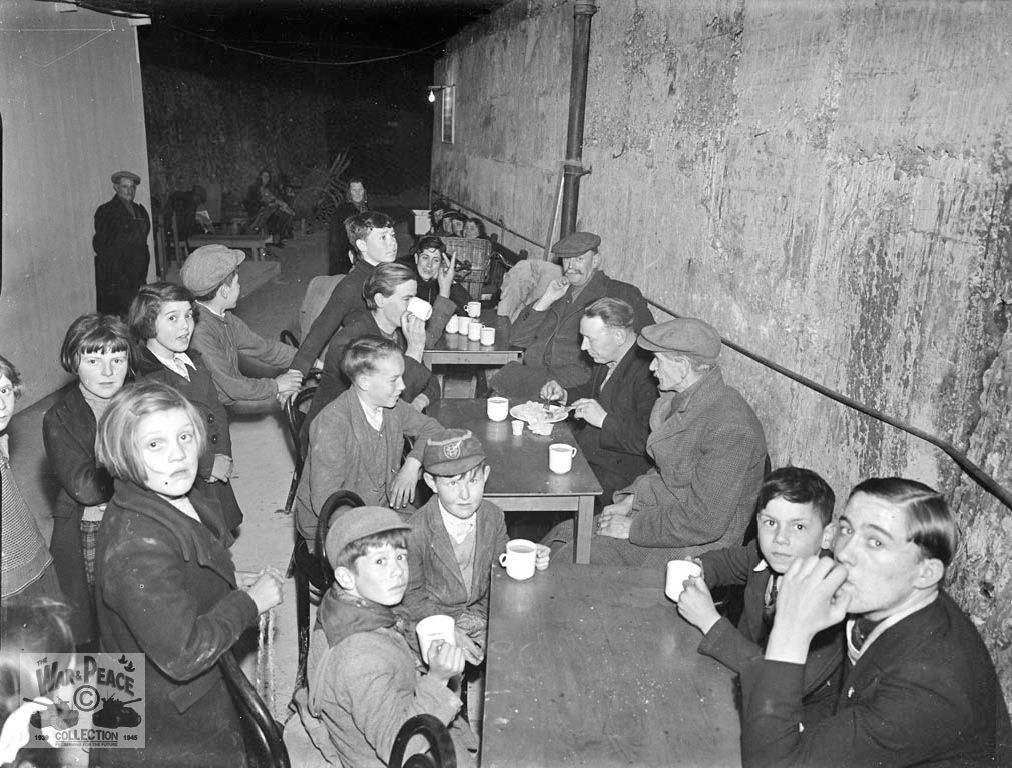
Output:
(93, 170), (151, 316)
(548, 317), (767, 566)
(488, 231), (653, 400)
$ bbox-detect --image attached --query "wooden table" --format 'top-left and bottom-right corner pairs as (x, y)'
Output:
(423, 313), (522, 368)
(482, 565), (741, 767)
(187, 233), (271, 261)
(430, 399), (601, 563)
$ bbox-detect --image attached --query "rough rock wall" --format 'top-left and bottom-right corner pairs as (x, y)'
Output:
(432, 0), (1012, 699)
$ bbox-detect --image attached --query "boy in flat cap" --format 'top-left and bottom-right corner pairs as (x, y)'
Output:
(489, 231), (654, 400)
(181, 244), (302, 413)
(93, 170), (151, 317)
(303, 505), (477, 767)
(401, 429), (549, 661)
(548, 317), (768, 567)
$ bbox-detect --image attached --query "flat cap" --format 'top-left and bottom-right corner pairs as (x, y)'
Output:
(551, 231), (601, 256)
(637, 318), (721, 362)
(423, 429), (486, 476)
(111, 171), (141, 185)
(325, 506), (410, 567)
(179, 244), (245, 295)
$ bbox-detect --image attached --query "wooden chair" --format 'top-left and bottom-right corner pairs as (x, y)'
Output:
(389, 714), (457, 768)
(282, 385), (318, 515)
(219, 649), (291, 768)
(291, 489), (365, 690)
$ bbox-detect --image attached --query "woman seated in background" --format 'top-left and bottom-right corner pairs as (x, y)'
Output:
(42, 314), (131, 651)
(306, 262), (455, 426)
(411, 236), (470, 313)
(245, 168), (294, 243)
(92, 381), (283, 768)
(463, 217), (486, 240)
(1, 355), (62, 607)
(442, 211), (467, 238)
(128, 283), (243, 535)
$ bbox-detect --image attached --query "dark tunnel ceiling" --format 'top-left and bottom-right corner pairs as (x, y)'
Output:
(82, 0), (509, 59)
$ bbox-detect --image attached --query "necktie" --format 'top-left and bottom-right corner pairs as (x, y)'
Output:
(172, 355), (190, 380)
(851, 617), (881, 650)
(762, 575), (779, 628)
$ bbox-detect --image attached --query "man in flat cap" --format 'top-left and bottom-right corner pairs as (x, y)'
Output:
(488, 231), (654, 400)
(93, 170), (151, 316)
(548, 317), (767, 566)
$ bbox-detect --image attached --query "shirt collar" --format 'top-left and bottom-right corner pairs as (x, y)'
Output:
(752, 558), (770, 572)
(847, 590), (939, 663)
(195, 301), (225, 318)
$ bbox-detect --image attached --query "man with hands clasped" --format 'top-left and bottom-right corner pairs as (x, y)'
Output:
(539, 298), (657, 507)
(737, 477), (1011, 768)
(676, 467), (844, 718)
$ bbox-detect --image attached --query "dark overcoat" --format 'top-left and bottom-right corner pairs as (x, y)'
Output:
(92, 194), (150, 316)
(93, 479), (257, 767)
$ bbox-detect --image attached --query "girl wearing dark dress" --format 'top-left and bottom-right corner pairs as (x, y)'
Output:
(128, 282), (243, 534)
(93, 381), (283, 767)
(42, 314), (131, 649)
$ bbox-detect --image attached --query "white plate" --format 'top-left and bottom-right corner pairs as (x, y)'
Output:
(510, 403), (568, 424)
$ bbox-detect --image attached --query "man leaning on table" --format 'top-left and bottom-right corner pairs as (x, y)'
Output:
(539, 297), (658, 506)
(547, 317), (767, 566)
(738, 477), (1012, 767)
(488, 231), (653, 401)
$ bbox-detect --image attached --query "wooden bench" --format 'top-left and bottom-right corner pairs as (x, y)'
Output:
(187, 233), (271, 261)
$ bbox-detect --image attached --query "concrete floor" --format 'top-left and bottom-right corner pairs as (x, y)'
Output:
(7, 217), (415, 726)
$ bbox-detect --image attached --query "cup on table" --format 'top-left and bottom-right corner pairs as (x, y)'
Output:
(445, 315), (459, 334)
(465, 301), (481, 319)
(416, 614), (456, 663)
(407, 296), (433, 322)
(548, 443), (578, 474)
(468, 320), (482, 341)
(456, 316), (470, 334)
(480, 326), (496, 346)
(664, 559), (702, 601)
(499, 539), (537, 581)
(511, 419), (524, 436)
(487, 396), (509, 422)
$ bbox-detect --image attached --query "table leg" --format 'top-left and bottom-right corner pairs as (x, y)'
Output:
(573, 495), (594, 564)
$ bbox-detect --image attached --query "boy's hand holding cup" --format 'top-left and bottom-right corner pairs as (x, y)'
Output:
(676, 573), (722, 635)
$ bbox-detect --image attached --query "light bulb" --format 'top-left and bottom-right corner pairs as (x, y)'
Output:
(428, 89), (436, 103)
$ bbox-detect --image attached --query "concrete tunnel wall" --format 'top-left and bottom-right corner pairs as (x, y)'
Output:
(431, 0), (1012, 700)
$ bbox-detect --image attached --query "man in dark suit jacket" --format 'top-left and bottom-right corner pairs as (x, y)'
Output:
(93, 170), (150, 316)
(489, 231), (653, 400)
(539, 297), (658, 507)
(740, 477), (1012, 767)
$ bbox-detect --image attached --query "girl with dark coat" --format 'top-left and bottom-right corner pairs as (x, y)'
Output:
(92, 381), (283, 767)
(128, 282), (243, 534)
(42, 315), (132, 648)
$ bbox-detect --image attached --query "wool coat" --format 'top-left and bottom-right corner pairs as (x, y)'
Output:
(93, 194), (150, 316)
(740, 591), (1012, 767)
(490, 269), (653, 400)
(135, 346), (243, 532)
(563, 344), (658, 504)
(401, 496), (508, 639)
(42, 385), (113, 643)
(93, 479), (258, 768)
(189, 306), (296, 407)
(295, 389), (443, 542)
(584, 367), (767, 567)
(307, 589), (472, 768)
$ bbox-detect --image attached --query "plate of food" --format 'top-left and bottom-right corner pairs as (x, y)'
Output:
(510, 400), (569, 424)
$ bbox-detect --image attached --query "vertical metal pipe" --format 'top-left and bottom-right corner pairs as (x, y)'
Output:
(560, 1), (598, 237)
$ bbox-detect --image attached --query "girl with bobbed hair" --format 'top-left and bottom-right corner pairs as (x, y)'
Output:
(42, 313), (131, 649)
(128, 282), (243, 534)
(92, 380), (283, 768)
(305, 261), (453, 425)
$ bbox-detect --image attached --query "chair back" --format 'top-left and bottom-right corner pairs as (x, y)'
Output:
(388, 714), (457, 768)
(284, 385), (318, 476)
(316, 489), (366, 567)
(218, 650), (291, 768)
(442, 236), (492, 299)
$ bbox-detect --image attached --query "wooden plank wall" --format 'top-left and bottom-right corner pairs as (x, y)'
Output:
(0, 0), (151, 407)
